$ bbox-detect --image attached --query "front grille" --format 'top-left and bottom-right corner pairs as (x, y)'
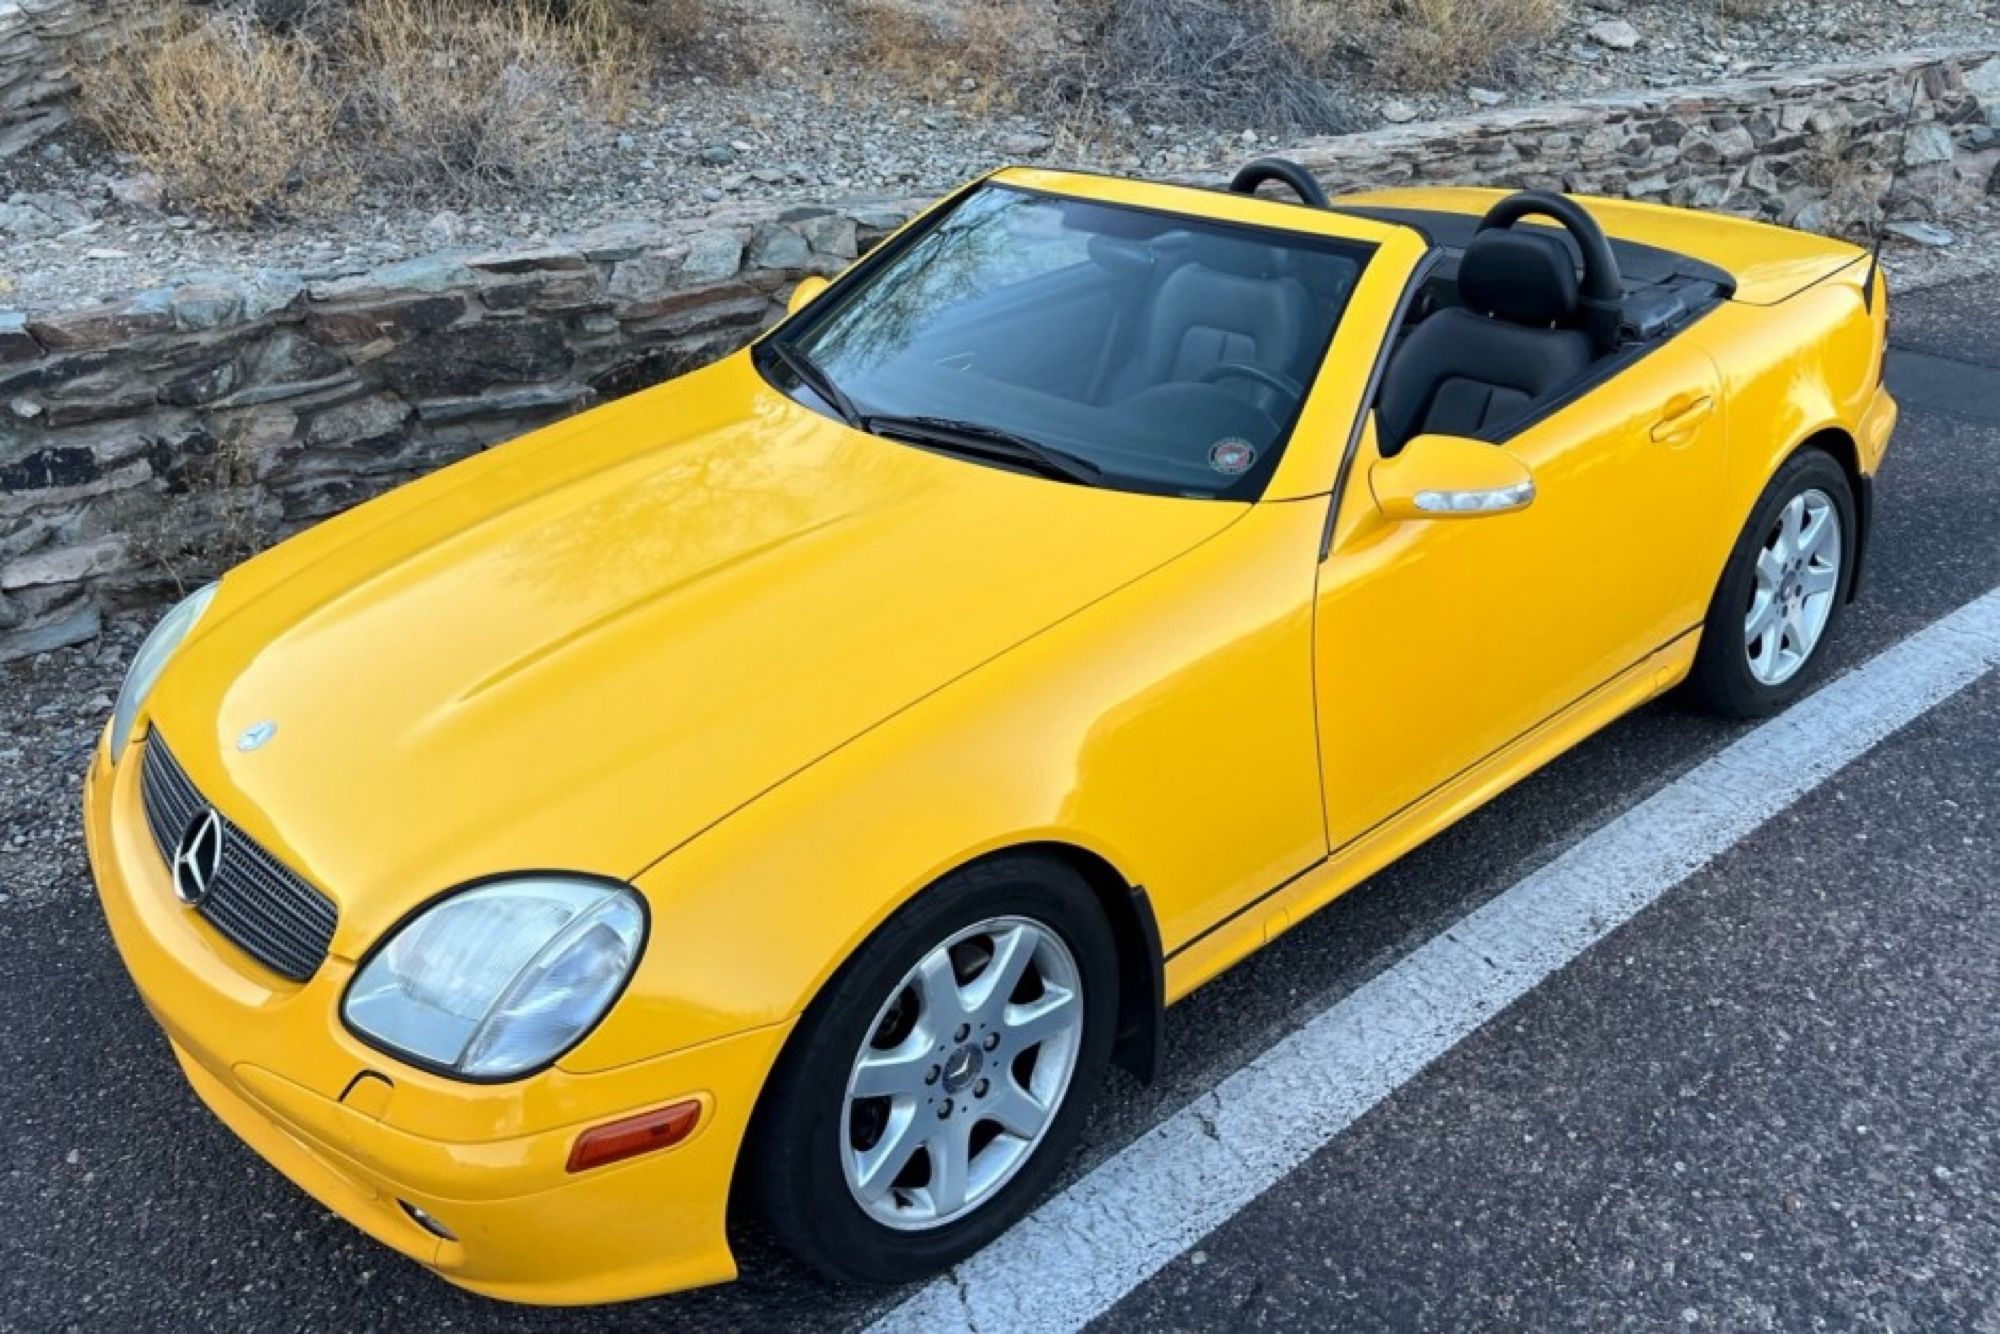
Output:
(139, 736), (338, 982)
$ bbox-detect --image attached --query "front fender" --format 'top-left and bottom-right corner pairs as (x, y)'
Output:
(564, 498), (1330, 1072)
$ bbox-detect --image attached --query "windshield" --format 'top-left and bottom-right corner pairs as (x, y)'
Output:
(757, 184), (1374, 500)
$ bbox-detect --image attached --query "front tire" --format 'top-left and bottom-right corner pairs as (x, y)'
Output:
(745, 854), (1118, 1286)
(1689, 448), (1856, 719)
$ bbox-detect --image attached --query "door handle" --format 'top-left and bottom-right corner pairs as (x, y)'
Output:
(1650, 395), (1714, 443)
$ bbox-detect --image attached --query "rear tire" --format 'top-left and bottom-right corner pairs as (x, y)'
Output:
(745, 854), (1118, 1286)
(1689, 448), (1856, 720)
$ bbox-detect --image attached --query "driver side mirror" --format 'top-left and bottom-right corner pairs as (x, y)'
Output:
(1371, 433), (1536, 521)
(786, 275), (829, 317)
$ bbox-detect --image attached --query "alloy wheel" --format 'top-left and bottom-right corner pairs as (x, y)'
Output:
(841, 916), (1084, 1231)
(1744, 486), (1842, 686)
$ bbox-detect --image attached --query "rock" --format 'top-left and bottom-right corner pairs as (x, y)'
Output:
(680, 229), (743, 282)
(107, 173), (165, 214)
(27, 301), (175, 351)
(1588, 18), (1642, 50)
(998, 132), (1054, 157)
(1884, 220), (1954, 247)
(1, 537), (127, 592)
(607, 252), (687, 304)
(1900, 123), (1954, 167)
(699, 144), (737, 166)
(238, 269), (307, 321)
(575, 220), (671, 262)
(800, 213), (858, 261)
(0, 311), (39, 363)
(1380, 100), (1418, 125)
(0, 600), (100, 664)
(170, 282), (244, 331)
(748, 224), (811, 270)
(467, 246), (587, 275)
(375, 322), (572, 398)
(421, 210), (463, 248)
(304, 394), (410, 447)
(413, 383), (590, 424)
(1469, 88), (1506, 107)
(1964, 58), (2000, 102)
(311, 255), (476, 302)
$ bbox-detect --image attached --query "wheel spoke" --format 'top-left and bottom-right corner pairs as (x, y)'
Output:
(966, 924), (1038, 1020)
(922, 1117), (974, 1215)
(851, 1036), (935, 1099)
(1779, 494), (1805, 555)
(1800, 562), (1838, 596)
(1003, 985), (1079, 1051)
(1755, 545), (1785, 590)
(851, 1100), (923, 1202)
(913, 949), (966, 1027)
(1782, 603), (1808, 655)
(1744, 589), (1780, 644)
(1797, 504), (1833, 563)
(1750, 620), (1780, 670)
(984, 1078), (1053, 1140)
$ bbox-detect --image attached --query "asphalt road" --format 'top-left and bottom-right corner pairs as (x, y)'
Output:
(2, 273), (1997, 1334)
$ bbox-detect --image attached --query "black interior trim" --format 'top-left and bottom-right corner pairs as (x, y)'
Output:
(1328, 203), (1735, 293)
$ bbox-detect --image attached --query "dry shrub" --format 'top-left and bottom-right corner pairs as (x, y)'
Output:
(345, 0), (629, 198)
(1053, 0), (1353, 134)
(845, 0), (1047, 106)
(1280, 0), (1563, 91)
(77, 14), (350, 223)
(81, 0), (674, 218)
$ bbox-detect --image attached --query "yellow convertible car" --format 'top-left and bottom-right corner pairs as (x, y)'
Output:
(84, 159), (1895, 1303)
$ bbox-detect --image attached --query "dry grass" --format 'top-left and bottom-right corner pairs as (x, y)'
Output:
(77, 14), (350, 223)
(843, 0), (1047, 108)
(1281, 0), (1564, 91)
(344, 0), (617, 199)
(81, 0), (692, 219)
(1052, 0), (1352, 133)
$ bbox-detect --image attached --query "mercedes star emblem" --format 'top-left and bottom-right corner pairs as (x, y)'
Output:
(236, 720), (278, 752)
(172, 808), (224, 906)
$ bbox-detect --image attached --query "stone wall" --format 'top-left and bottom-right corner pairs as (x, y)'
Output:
(2, 46), (1996, 660)
(0, 0), (126, 159)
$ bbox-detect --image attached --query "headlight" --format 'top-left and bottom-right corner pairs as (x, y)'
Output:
(342, 877), (646, 1080)
(110, 582), (218, 763)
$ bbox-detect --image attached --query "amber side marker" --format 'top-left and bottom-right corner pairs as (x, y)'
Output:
(567, 1100), (703, 1173)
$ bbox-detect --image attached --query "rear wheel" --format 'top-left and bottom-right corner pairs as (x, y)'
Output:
(1689, 449), (1855, 719)
(745, 855), (1117, 1285)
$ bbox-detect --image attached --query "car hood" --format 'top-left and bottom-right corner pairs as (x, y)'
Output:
(150, 354), (1240, 953)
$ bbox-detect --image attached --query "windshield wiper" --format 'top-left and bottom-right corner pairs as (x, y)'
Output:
(765, 338), (862, 428)
(862, 413), (1103, 486)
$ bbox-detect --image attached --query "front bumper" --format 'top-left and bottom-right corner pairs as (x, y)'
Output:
(84, 736), (791, 1305)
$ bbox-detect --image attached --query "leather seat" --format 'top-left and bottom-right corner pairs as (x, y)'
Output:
(1104, 233), (1313, 414)
(1376, 229), (1597, 454)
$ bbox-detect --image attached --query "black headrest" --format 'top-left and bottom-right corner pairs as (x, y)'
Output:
(1459, 229), (1580, 326)
(1188, 231), (1279, 279)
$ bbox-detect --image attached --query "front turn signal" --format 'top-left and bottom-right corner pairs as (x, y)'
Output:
(566, 1099), (703, 1173)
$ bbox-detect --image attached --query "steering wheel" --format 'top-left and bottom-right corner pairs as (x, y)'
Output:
(1200, 362), (1305, 400)
(1474, 190), (1625, 349)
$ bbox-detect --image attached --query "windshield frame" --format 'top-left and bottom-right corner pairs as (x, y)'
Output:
(755, 179), (1379, 503)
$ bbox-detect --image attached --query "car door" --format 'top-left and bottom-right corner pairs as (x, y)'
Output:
(1313, 339), (1725, 848)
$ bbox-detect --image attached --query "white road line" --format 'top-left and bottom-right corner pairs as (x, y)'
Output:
(872, 588), (2000, 1334)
